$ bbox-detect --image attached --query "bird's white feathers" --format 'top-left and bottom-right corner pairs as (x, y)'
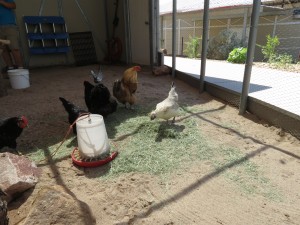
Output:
(90, 65), (103, 83)
(150, 82), (180, 122)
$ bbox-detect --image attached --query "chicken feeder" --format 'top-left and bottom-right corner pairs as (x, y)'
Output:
(76, 114), (110, 157)
(72, 114), (118, 167)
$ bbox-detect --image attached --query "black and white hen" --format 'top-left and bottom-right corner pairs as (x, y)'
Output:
(59, 97), (88, 134)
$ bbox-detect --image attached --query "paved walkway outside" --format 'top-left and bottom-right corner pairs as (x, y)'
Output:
(164, 56), (300, 117)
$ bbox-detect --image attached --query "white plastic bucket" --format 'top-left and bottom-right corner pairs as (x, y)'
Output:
(8, 69), (30, 89)
(76, 114), (110, 158)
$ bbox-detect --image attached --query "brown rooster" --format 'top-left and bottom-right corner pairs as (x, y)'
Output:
(113, 66), (141, 109)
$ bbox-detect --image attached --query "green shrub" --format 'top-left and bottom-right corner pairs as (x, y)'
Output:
(227, 47), (247, 63)
(184, 36), (201, 58)
(257, 34), (280, 62)
(257, 34), (296, 69)
(269, 53), (294, 69)
(272, 53), (293, 65)
(207, 29), (243, 60)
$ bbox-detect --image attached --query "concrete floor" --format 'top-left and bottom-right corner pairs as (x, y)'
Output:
(164, 56), (300, 117)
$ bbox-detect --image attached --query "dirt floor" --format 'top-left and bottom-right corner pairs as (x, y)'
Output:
(253, 61), (300, 73)
(1, 64), (300, 225)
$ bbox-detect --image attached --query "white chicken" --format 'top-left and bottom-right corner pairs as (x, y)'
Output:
(150, 82), (180, 124)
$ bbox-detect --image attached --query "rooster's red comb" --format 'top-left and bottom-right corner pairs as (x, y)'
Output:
(20, 116), (29, 126)
(133, 66), (141, 71)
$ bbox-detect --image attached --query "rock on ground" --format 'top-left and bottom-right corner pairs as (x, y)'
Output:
(22, 185), (96, 225)
(0, 152), (41, 202)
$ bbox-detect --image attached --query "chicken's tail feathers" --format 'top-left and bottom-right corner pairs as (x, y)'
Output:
(59, 97), (67, 104)
(59, 97), (71, 107)
(90, 69), (103, 83)
(59, 97), (75, 112)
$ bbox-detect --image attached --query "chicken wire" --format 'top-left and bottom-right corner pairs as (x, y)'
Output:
(161, 7), (300, 60)
(159, 0), (300, 138)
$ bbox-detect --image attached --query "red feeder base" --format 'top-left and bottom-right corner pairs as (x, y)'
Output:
(71, 147), (118, 168)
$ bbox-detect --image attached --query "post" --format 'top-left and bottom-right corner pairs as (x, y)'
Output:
(193, 20), (196, 37)
(38, 0), (46, 15)
(123, 0), (132, 64)
(155, 0), (160, 64)
(178, 19), (181, 55)
(181, 37), (184, 56)
(239, 0), (261, 115)
(199, 0), (210, 93)
(242, 8), (248, 45)
(0, 41), (8, 97)
(149, 0), (154, 68)
(272, 15), (278, 37)
(104, 0), (110, 43)
(0, 74), (7, 97)
(163, 20), (166, 49)
(171, 0), (177, 78)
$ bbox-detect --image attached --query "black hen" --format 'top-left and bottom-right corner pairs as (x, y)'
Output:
(83, 81), (117, 117)
(59, 97), (88, 134)
(0, 116), (28, 154)
(0, 188), (9, 225)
